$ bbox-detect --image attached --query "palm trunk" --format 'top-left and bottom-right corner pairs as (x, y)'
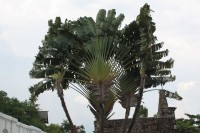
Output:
(127, 75), (145, 133)
(58, 93), (74, 132)
(99, 106), (104, 133)
(56, 82), (74, 133)
(99, 82), (104, 133)
(122, 107), (130, 133)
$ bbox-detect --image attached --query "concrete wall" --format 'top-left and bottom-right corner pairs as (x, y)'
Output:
(0, 112), (46, 133)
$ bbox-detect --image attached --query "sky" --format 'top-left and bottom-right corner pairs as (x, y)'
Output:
(0, 0), (200, 132)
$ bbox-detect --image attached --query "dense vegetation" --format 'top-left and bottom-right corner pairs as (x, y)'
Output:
(138, 105), (148, 118)
(176, 114), (200, 133)
(0, 90), (85, 133)
(0, 90), (46, 130)
(46, 121), (85, 133)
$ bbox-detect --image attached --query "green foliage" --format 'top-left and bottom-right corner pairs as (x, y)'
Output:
(161, 90), (182, 100)
(185, 113), (200, 126)
(153, 114), (157, 118)
(177, 119), (200, 133)
(119, 3), (174, 89)
(46, 120), (85, 133)
(29, 16), (84, 129)
(176, 113), (200, 133)
(0, 90), (46, 130)
(138, 105), (148, 118)
(46, 124), (63, 133)
(0, 90), (86, 132)
(76, 125), (86, 133)
(29, 17), (83, 102)
(60, 120), (72, 132)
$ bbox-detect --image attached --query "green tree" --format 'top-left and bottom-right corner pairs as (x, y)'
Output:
(70, 10), (126, 133)
(0, 90), (46, 130)
(29, 3), (175, 133)
(30, 8), (126, 133)
(185, 113), (200, 128)
(46, 124), (63, 133)
(76, 125), (86, 133)
(117, 4), (174, 133)
(68, 5), (174, 132)
(60, 120), (71, 132)
(60, 120), (85, 133)
(29, 17), (84, 131)
(138, 105), (148, 118)
(176, 114), (200, 133)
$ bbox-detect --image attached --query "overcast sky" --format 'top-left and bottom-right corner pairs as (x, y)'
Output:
(0, 0), (200, 132)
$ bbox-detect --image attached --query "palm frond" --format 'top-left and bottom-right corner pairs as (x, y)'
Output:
(29, 79), (54, 102)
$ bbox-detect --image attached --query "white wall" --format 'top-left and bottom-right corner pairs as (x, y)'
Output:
(0, 112), (46, 133)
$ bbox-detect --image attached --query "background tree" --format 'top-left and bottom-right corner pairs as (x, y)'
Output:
(176, 113), (200, 133)
(0, 90), (46, 131)
(185, 113), (200, 128)
(46, 124), (63, 133)
(76, 125), (86, 133)
(60, 120), (71, 132)
(0, 90), (86, 133)
(137, 105), (148, 118)
(46, 120), (85, 133)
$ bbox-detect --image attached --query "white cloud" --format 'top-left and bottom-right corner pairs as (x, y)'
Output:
(178, 81), (196, 90)
(175, 81), (200, 118)
(1, 22), (47, 58)
(0, 1), (47, 25)
(0, 0), (145, 58)
(74, 95), (88, 105)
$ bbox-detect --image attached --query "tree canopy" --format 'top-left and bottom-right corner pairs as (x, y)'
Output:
(176, 113), (200, 133)
(0, 90), (46, 130)
(29, 3), (176, 133)
(0, 90), (85, 133)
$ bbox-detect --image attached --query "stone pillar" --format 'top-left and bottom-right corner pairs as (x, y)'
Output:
(157, 90), (176, 119)
(157, 90), (169, 118)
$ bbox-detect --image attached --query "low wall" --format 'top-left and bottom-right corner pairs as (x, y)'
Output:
(94, 117), (176, 133)
(0, 112), (46, 133)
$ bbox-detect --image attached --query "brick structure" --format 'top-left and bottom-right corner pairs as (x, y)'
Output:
(94, 117), (176, 133)
(94, 90), (177, 133)
(157, 90), (176, 119)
